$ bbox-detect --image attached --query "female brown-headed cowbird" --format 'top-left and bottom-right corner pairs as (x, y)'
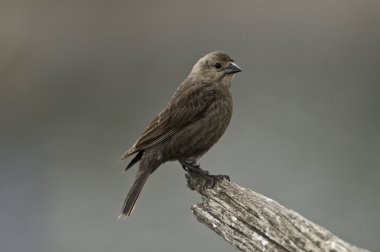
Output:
(119, 51), (241, 218)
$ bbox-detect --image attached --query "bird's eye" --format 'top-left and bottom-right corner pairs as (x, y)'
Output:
(214, 63), (222, 69)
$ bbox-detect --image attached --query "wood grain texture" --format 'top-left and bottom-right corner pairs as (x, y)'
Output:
(186, 174), (370, 252)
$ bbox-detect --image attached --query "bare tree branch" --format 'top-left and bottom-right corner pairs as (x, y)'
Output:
(186, 173), (370, 252)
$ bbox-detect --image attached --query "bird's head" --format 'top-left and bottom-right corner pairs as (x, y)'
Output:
(189, 51), (242, 85)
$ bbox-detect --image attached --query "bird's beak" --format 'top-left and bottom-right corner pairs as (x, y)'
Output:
(225, 62), (242, 74)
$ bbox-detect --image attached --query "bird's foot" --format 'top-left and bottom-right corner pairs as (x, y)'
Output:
(180, 160), (209, 175)
(181, 159), (230, 190)
(186, 172), (230, 191)
(185, 170), (230, 192)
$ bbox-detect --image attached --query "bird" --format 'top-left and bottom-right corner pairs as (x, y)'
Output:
(119, 51), (242, 218)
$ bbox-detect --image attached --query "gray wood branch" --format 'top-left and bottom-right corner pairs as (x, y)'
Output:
(186, 173), (370, 252)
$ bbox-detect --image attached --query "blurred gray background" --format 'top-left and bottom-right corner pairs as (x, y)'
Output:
(1, 0), (379, 251)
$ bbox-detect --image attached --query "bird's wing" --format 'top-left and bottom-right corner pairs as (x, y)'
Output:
(121, 83), (215, 159)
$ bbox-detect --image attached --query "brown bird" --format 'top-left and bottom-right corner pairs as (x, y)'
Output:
(119, 51), (242, 218)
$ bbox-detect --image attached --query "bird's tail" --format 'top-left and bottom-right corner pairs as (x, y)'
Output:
(119, 168), (151, 219)
(124, 151), (143, 172)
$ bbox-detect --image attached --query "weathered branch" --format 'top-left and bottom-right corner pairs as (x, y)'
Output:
(186, 173), (370, 252)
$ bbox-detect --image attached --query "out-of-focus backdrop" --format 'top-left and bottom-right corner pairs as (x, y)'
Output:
(1, 1), (379, 251)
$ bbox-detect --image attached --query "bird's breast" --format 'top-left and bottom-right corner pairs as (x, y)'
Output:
(204, 89), (233, 137)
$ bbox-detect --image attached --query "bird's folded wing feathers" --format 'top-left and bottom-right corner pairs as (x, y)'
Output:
(120, 83), (215, 159)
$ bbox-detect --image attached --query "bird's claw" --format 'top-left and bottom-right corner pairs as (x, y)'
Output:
(181, 160), (209, 175)
(181, 159), (229, 189)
